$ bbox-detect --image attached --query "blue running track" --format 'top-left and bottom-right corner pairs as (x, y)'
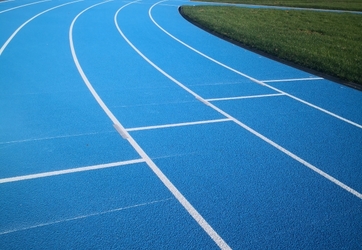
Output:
(1, 0), (361, 249)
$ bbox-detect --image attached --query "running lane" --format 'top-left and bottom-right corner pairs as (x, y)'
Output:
(0, 1), (228, 249)
(1, 0), (362, 249)
(117, 1), (362, 248)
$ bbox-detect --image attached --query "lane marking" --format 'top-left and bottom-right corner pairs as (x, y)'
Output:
(0, 131), (114, 145)
(206, 93), (285, 102)
(71, 2), (231, 250)
(0, 0), (82, 56)
(150, 1), (362, 129)
(0, 0), (14, 4)
(117, 0), (362, 201)
(126, 118), (232, 132)
(262, 77), (324, 83)
(114, 123), (129, 139)
(0, 0), (50, 14)
(0, 159), (145, 184)
(112, 99), (196, 108)
(0, 198), (173, 235)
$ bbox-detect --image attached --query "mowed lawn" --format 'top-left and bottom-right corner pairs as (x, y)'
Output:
(192, 0), (362, 11)
(181, 3), (362, 87)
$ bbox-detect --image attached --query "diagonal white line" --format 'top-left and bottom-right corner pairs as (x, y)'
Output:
(126, 118), (232, 131)
(261, 77), (323, 83)
(0, 159), (145, 184)
(0, 131), (114, 145)
(145, 1), (362, 200)
(115, 3), (231, 249)
(0, 0), (82, 55)
(0, 0), (14, 4)
(150, 0), (362, 129)
(206, 93), (285, 102)
(0, 0), (50, 14)
(70, 2), (231, 250)
(0, 198), (173, 235)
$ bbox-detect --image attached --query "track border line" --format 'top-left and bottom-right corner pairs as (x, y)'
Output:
(0, 0), (14, 4)
(206, 93), (285, 102)
(149, 0), (362, 129)
(261, 77), (323, 83)
(0, 159), (144, 184)
(115, 0), (362, 201)
(71, 2), (232, 249)
(0, 0), (50, 14)
(0, 0), (82, 55)
(126, 118), (231, 131)
(0, 198), (173, 235)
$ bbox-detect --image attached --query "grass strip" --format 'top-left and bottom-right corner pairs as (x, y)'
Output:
(181, 6), (362, 86)
(192, 0), (362, 12)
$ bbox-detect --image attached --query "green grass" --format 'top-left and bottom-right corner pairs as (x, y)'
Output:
(181, 6), (362, 86)
(193, 0), (362, 12)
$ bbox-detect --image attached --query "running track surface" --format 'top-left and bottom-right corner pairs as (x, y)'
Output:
(1, 0), (361, 249)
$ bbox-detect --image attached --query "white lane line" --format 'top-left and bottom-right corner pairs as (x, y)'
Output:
(0, 0), (82, 56)
(0, 159), (145, 184)
(150, 1), (362, 129)
(115, 3), (230, 250)
(0, 131), (114, 145)
(262, 77), (324, 83)
(126, 118), (232, 132)
(71, 2), (231, 250)
(0, 0), (50, 14)
(0, 0), (14, 4)
(0, 198), (173, 235)
(120, 1), (362, 201)
(206, 93), (285, 102)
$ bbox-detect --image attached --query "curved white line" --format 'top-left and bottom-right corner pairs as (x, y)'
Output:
(149, 0), (362, 129)
(0, 0), (82, 56)
(71, 2), (231, 249)
(148, 1), (362, 200)
(116, 1), (362, 200)
(0, 0), (50, 14)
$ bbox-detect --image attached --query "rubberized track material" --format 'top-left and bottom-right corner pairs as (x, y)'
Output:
(1, 0), (361, 249)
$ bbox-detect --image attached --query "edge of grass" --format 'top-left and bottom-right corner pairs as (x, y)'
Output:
(179, 6), (362, 90)
(191, 0), (362, 12)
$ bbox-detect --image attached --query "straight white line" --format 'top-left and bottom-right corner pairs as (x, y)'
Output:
(126, 118), (232, 132)
(150, 1), (362, 129)
(71, 2), (231, 250)
(267, 84), (362, 128)
(147, 1), (362, 200)
(0, 198), (173, 235)
(0, 0), (14, 4)
(0, 159), (145, 184)
(0, 131), (114, 145)
(206, 93), (285, 102)
(0, 0), (50, 14)
(0, 0), (82, 56)
(262, 77), (324, 83)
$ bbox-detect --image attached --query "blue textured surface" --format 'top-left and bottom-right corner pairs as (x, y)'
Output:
(0, 164), (217, 249)
(1, 0), (361, 249)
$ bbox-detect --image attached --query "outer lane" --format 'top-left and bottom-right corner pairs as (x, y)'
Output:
(116, 0), (362, 248)
(121, 1), (362, 193)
